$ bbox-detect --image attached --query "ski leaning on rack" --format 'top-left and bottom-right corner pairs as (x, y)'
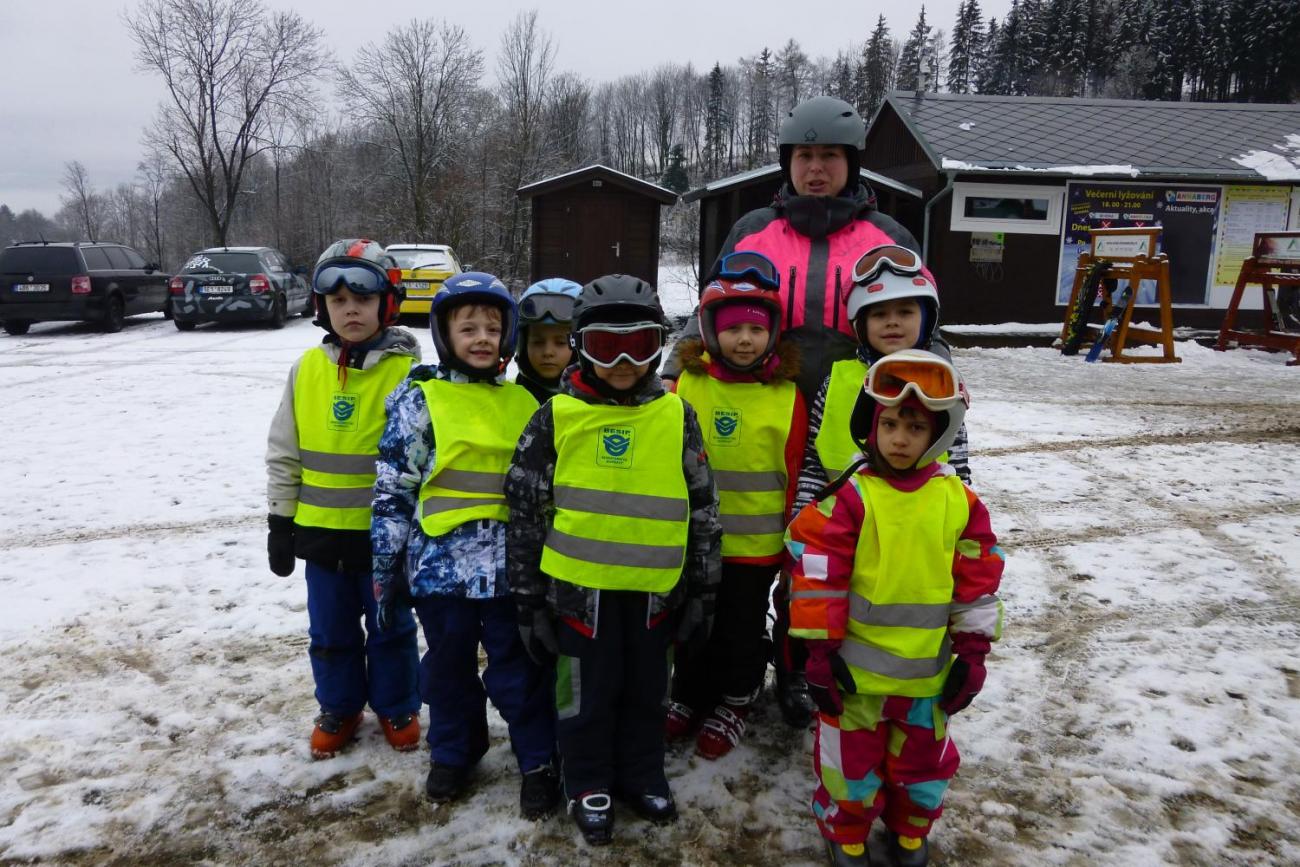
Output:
(1085, 283), (1132, 363)
(1061, 260), (1112, 356)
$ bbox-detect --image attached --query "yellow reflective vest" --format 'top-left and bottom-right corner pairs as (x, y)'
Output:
(541, 393), (689, 592)
(676, 370), (795, 559)
(814, 357), (868, 478)
(293, 347), (413, 531)
(416, 378), (539, 537)
(840, 471), (970, 697)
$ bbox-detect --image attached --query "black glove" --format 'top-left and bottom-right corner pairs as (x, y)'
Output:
(674, 597), (711, 660)
(518, 605), (558, 666)
(267, 514), (296, 577)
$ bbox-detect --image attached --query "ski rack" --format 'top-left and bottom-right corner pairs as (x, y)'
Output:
(1215, 231), (1300, 366)
(1058, 226), (1180, 363)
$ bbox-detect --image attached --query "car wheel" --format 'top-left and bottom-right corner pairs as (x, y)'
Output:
(269, 294), (288, 329)
(101, 295), (125, 333)
(174, 319), (197, 332)
(2, 319), (32, 336)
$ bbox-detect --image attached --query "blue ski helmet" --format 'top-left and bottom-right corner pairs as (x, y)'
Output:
(429, 271), (518, 377)
(518, 278), (582, 326)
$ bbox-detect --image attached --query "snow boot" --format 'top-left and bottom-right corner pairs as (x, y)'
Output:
(695, 698), (750, 760)
(825, 839), (872, 866)
(519, 765), (560, 819)
(380, 712), (420, 752)
(425, 762), (470, 803)
(615, 786), (678, 824)
(664, 701), (697, 742)
(774, 669), (816, 728)
(569, 790), (614, 845)
(888, 833), (928, 867)
(310, 710), (363, 759)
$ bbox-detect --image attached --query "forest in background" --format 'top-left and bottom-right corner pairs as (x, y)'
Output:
(2, 0), (1297, 286)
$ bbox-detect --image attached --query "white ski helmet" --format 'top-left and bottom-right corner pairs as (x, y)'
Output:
(845, 268), (940, 348)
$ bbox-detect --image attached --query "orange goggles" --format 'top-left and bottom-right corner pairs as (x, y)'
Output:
(865, 354), (960, 409)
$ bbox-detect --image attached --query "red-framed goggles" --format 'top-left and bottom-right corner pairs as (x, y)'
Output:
(716, 251), (780, 290)
(519, 293), (576, 323)
(864, 353), (961, 410)
(313, 261), (400, 295)
(578, 323), (665, 368)
(850, 244), (923, 285)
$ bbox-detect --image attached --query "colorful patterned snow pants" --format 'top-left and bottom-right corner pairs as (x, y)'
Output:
(812, 694), (960, 844)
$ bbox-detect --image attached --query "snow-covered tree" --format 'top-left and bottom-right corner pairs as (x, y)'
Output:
(897, 6), (932, 92)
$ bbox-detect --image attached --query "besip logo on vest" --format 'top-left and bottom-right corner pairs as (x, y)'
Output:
(328, 394), (358, 432)
(711, 408), (741, 446)
(598, 426), (634, 468)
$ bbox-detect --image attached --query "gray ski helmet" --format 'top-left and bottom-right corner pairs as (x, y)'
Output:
(778, 95), (866, 188)
(572, 274), (666, 330)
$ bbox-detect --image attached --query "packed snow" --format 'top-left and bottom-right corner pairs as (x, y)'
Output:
(2, 268), (1299, 866)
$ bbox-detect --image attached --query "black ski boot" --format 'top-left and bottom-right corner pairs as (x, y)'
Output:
(615, 787), (678, 824)
(519, 765), (559, 819)
(887, 833), (929, 867)
(774, 669), (816, 728)
(825, 839), (872, 866)
(425, 762), (470, 803)
(569, 790), (614, 845)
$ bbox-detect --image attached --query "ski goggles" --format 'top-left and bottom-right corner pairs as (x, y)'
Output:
(313, 261), (399, 296)
(850, 245), (924, 285)
(519, 292), (576, 324)
(864, 353), (961, 410)
(578, 323), (665, 368)
(716, 251), (780, 290)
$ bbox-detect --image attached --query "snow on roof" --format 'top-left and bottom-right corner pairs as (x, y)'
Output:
(940, 158), (1142, 177)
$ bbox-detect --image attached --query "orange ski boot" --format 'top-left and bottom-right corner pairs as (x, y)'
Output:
(310, 711), (363, 759)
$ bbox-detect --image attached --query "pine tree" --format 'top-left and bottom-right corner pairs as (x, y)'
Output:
(704, 63), (727, 178)
(748, 48), (776, 169)
(897, 6), (931, 92)
(829, 50), (855, 105)
(661, 144), (689, 193)
(986, 0), (1023, 94)
(860, 15), (894, 117)
(947, 0), (987, 94)
(976, 16), (998, 92)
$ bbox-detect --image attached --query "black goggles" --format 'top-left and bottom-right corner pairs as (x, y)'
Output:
(313, 262), (392, 296)
(716, 251), (780, 290)
(519, 293), (576, 324)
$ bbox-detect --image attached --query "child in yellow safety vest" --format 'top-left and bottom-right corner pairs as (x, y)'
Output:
(504, 274), (722, 846)
(785, 350), (1004, 867)
(371, 272), (558, 820)
(264, 239), (422, 760)
(663, 251), (808, 760)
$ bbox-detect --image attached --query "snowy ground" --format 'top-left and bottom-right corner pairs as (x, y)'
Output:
(2, 273), (1299, 866)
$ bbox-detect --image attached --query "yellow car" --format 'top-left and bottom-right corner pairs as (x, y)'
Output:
(385, 243), (463, 315)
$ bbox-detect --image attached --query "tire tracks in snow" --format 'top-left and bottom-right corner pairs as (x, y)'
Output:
(979, 423), (1300, 458)
(0, 514), (260, 551)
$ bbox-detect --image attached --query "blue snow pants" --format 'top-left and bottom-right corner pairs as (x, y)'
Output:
(304, 560), (419, 719)
(412, 594), (555, 773)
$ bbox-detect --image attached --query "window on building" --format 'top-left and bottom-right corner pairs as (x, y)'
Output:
(951, 182), (1065, 235)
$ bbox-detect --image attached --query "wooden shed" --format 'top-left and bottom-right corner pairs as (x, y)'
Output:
(862, 91), (1300, 328)
(517, 164), (678, 286)
(682, 164), (923, 280)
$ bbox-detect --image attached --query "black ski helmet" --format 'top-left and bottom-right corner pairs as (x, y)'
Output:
(572, 274), (666, 331)
(777, 95), (866, 191)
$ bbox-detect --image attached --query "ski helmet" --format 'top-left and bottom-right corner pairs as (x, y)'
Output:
(515, 277), (582, 378)
(849, 349), (968, 468)
(572, 274), (666, 393)
(429, 271), (518, 378)
(844, 248), (940, 352)
(698, 251), (783, 372)
(777, 95), (866, 191)
(311, 238), (405, 333)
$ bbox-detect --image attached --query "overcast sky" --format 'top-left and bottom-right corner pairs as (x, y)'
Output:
(0, 0), (999, 217)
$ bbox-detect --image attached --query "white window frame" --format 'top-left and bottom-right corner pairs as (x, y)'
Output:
(951, 182), (1065, 235)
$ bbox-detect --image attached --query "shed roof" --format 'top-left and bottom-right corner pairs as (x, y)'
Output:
(516, 164), (678, 204)
(682, 163), (921, 203)
(879, 91), (1300, 181)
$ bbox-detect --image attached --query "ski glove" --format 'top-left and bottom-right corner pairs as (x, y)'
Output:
(805, 643), (855, 717)
(940, 632), (991, 715)
(267, 514), (296, 577)
(674, 597), (711, 660)
(518, 604), (558, 667)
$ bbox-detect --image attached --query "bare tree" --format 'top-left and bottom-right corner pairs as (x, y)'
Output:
(60, 161), (103, 241)
(126, 0), (326, 246)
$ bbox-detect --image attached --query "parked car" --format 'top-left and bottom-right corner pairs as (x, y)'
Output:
(0, 241), (169, 335)
(170, 246), (310, 330)
(385, 243), (463, 315)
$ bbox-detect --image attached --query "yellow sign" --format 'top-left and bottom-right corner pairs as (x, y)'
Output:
(1213, 186), (1292, 286)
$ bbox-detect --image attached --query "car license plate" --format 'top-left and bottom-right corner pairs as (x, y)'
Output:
(13, 283), (49, 293)
(201, 285), (234, 294)
(402, 281), (430, 291)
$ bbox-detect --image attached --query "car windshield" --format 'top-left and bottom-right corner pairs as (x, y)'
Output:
(182, 252), (262, 274)
(388, 249), (448, 270)
(0, 246), (80, 273)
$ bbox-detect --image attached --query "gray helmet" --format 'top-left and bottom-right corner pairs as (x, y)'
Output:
(778, 95), (866, 188)
(572, 274), (666, 330)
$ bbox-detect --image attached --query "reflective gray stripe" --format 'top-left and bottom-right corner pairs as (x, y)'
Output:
(545, 528), (683, 569)
(554, 486), (684, 521)
(713, 469), (787, 493)
(299, 449), (377, 475)
(431, 468), (505, 494)
(299, 484), (373, 509)
(849, 594), (951, 629)
(839, 635), (951, 680)
(720, 512), (788, 536)
(421, 495), (507, 517)
(790, 589), (848, 601)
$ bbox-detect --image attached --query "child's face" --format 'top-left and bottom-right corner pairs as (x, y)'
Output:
(448, 304), (503, 370)
(716, 322), (770, 367)
(862, 298), (923, 355)
(526, 324), (573, 379)
(875, 404), (934, 470)
(592, 359), (650, 391)
(325, 286), (382, 343)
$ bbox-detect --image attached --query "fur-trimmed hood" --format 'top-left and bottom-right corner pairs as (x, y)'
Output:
(676, 336), (801, 383)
